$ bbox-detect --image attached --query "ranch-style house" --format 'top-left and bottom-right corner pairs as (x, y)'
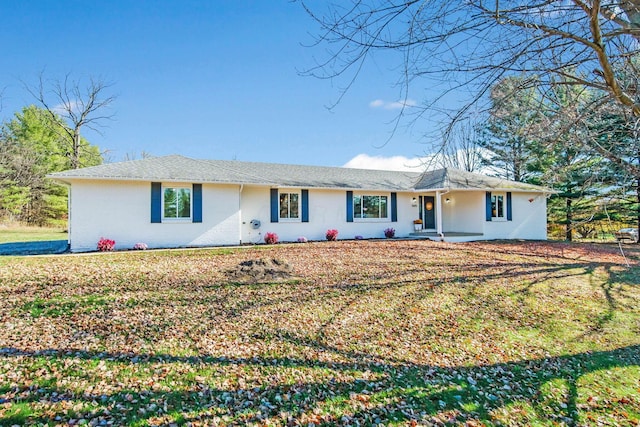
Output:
(48, 155), (550, 252)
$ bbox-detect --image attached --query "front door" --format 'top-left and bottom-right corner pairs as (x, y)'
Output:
(423, 196), (436, 229)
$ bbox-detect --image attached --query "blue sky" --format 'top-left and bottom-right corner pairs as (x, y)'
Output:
(1, 1), (433, 170)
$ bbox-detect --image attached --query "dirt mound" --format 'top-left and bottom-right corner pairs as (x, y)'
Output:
(226, 258), (294, 283)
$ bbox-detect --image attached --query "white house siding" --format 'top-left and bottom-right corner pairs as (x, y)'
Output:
(68, 180), (241, 252)
(67, 180), (547, 252)
(240, 186), (420, 243)
(440, 191), (484, 233)
(483, 192), (548, 240)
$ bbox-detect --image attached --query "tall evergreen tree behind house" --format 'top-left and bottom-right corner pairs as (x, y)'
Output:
(538, 83), (610, 241)
(480, 76), (618, 241)
(0, 105), (102, 225)
(587, 104), (640, 237)
(479, 76), (543, 182)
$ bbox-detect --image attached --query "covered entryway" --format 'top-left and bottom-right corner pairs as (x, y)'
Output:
(411, 190), (485, 242)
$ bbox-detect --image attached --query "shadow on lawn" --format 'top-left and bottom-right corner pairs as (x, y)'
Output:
(1, 344), (638, 426)
(2, 242), (639, 425)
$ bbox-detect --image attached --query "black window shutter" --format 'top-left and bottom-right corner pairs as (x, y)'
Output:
(390, 192), (397, 222)
(485, 192), (492, 222)
(270, 188), (279, 223)
(346, 191), (354, 222)
(506, 192), (513, 221)
(151, 182), (162, 223)
(192, 184), (202, 223)
(301, 189), (309, 222)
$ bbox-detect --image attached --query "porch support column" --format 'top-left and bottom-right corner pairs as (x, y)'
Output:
(435, 190), (443, 235)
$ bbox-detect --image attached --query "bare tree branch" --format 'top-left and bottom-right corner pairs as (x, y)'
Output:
(24, 72), (116, 169)
(301, 0), (640, 177)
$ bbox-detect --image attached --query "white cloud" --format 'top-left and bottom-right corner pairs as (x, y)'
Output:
(369, 99), (417, 110)
(343, 153), (428, 172)
(343, 151), (496, 174)
(52, 100), (81, 115)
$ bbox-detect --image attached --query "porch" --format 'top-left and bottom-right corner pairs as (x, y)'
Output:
(413, 190), (485, 240)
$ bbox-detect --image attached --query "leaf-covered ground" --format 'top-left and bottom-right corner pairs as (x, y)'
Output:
(0, 240), (639, 426)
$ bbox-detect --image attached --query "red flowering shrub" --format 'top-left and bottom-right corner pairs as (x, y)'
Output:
(325, 229), (338, 241)
(264, 232), (279, 245)
(97, 237), (115, 252)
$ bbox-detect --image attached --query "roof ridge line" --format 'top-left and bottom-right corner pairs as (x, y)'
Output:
(190, 157), (280, 186)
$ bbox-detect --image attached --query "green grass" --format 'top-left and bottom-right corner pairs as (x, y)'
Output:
(18, 295), (109, 318)
(1, 402), (35, 425)
(0, 240), (638, 426)
(0, 224), (67, 243)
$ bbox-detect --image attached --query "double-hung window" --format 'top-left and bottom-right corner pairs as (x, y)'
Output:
(279, 192), (300, 220)
(271, 189), (308, 223)
(486, 191), (512, 222)
(163, 186), (191, 220)
(354, 194), (388, 219)
(491, 192), (505, 220)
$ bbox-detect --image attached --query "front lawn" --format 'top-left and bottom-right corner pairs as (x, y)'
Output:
(0, 224), (67, 244)
(0, 240), (638, 426)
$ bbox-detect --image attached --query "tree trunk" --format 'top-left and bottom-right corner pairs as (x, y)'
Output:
(72, 129), (81, 169)
(636, 176), (640, 244)
(566, 197), (573, 242)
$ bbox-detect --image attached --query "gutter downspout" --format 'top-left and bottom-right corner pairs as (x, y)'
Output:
(238, 184), (243, 244)
(66, 183), (72, 251)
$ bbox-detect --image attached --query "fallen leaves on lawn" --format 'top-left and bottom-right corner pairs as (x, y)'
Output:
(0, 240), (638, 426)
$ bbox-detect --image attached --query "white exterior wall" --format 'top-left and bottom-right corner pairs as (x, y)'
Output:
(69, 180), (241, 252)
(424, 190), (547, 241)
(67, 180), (548, 252)
(440, 191), (484, 233)
(240, 186), (420, 243)
(483, 192), (548, 240)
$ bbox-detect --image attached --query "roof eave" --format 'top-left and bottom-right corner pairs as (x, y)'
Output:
(413, 187), (550, 193)
(46, 175), (414, 192)
(47, 172), (552, 193)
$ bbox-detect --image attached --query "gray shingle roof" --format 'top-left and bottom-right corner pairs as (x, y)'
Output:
(414, 168), (546, 192)
(48, 155), (549, 192)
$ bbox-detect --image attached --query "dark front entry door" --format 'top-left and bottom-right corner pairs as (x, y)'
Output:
(424, 196), (436, 229)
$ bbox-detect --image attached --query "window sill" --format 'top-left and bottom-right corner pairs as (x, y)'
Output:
(162, 218), (192, 223)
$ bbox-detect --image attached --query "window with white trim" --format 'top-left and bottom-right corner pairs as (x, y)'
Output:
(163, 186), (191, 219)
(491, 192), (506, 220)
(354, 194), (388, 219)
(279, 191), (300, 220)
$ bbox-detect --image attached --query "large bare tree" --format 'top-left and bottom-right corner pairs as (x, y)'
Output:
(302, 0), (640, 176)
(438, 119), (484, 172)
(27, 73), (115, 169)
